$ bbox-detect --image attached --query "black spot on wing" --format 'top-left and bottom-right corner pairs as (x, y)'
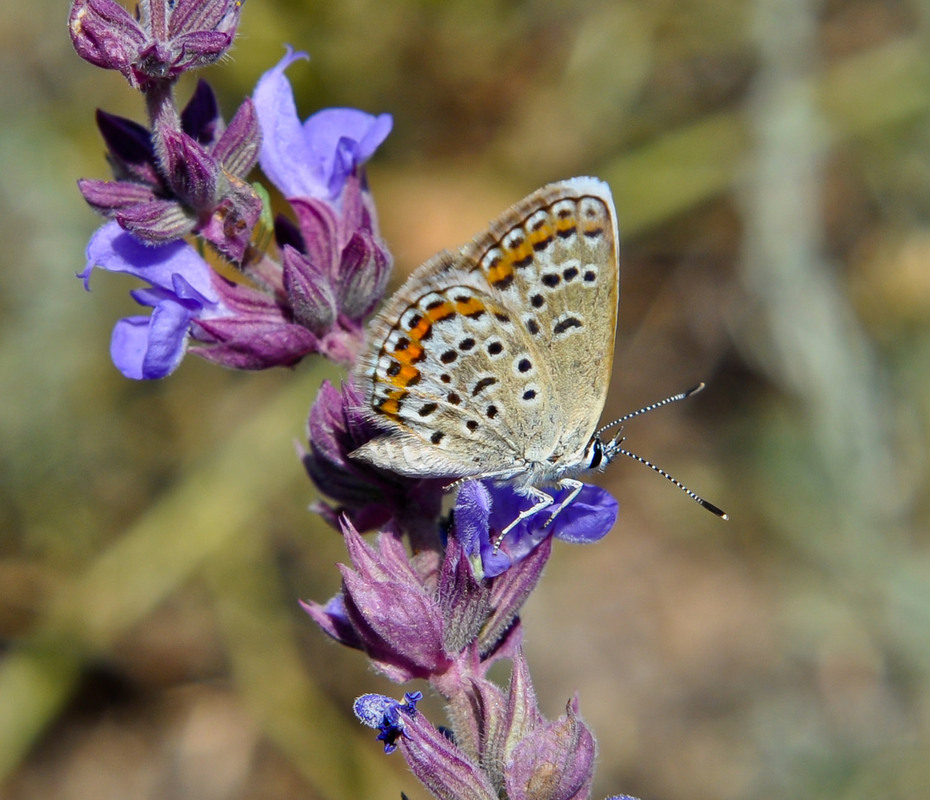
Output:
(553, 316), (583, 335)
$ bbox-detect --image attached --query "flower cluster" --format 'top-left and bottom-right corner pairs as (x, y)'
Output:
(354, 656), (604, 800)
(72, 1), (391, 378)
(71, 3), (633, 799)
(299, 389), (619, 798)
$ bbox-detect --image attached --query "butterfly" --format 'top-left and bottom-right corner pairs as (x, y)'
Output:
(352, 177), (725, 537)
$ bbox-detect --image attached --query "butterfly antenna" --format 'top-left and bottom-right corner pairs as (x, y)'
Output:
(605, 442), (728, 519)
(596, 383), (706, 437)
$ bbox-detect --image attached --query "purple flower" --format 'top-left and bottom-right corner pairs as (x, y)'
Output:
(301, 511), (552, 688)
(391, 699), (499, 800)
(455, 481), (618, 578)
(79, 221), (227, 379)
(76, 47), (393, 376)
(301, 380), (443, 534)
(69, 0), (244, 90)
(77, 81), (262, 262)
(354, 691), (423, 754)
(183, 172), (392, 371)
(253, 46), (393, 200)
(357, 653), (598, 800)
(104, 178), (393, 375)
(437, 517), (554, 671)
(272, 175), (392, 365)
(189, 269), (326, 371)
(302, 519), (452, 683)
(285, 175), (391, 321)
(500, 654), (597, 800)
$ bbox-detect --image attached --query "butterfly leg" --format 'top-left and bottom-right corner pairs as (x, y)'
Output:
(543, 478), (584, 528)
(493, 486), (555, 549)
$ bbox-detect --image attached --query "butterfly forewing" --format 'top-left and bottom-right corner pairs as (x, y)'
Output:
(461, 179), (619, 464)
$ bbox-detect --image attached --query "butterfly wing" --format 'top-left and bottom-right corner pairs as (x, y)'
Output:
(461, 177), (620, 469)
(353, 177), (620, 481)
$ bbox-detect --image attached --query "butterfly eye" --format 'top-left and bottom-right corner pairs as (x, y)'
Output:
(587, 437), (604, 469)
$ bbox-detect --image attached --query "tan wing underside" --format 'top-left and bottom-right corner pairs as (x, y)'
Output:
(352, 177), (620, 480)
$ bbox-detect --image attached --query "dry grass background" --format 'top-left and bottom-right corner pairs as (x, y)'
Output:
(2, 1), (930, 799)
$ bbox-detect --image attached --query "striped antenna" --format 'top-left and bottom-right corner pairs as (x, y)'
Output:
(596, 383), (706, 437)
(602, 441), (728, 519)
(599, 382), (727, 519)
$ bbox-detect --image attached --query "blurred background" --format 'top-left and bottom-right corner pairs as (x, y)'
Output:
(2, 1), (929, 798)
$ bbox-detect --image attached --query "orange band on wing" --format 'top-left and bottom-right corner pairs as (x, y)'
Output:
(555, 215), (577, 238)
(427, 301), (455, 322)
(528, 221), (554, 251)
(377, 388), (407, 418)
(393, 340), (424, 364)
(454, 296), (486, 316)
(488, 259), (514, 288)
(408, 317), (432, 340)
(391, 363), (421, 388)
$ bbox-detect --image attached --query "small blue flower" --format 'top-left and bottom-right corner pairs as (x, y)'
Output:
(79, 221), (225, 379)
(455, 481), (618, 578)
(353, 691), (422, 754)
(253, 46), (392, 200)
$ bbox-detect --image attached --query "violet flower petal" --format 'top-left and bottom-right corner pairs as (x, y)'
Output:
(274, 213), (304, 252)
(304, 107), (393, 198)
(81, 221), (219, 301)
(462, 482), (617, 578)
(354, 691), (423, 754)
(454, 481), (490, 547)
(94, 110), (158, 182)
(110, 316), (155, 380)
(253, 47), (320, 197)
(109, 298), (192, 379)
(139, 297), (195, 378)
(550, 485), (618, 544)
(254, 46), (392, 200)
(180, 79), (221, 145)
(81, 221), (222, 378)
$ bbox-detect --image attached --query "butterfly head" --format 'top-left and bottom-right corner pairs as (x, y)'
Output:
(584, 433), (609, 472)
